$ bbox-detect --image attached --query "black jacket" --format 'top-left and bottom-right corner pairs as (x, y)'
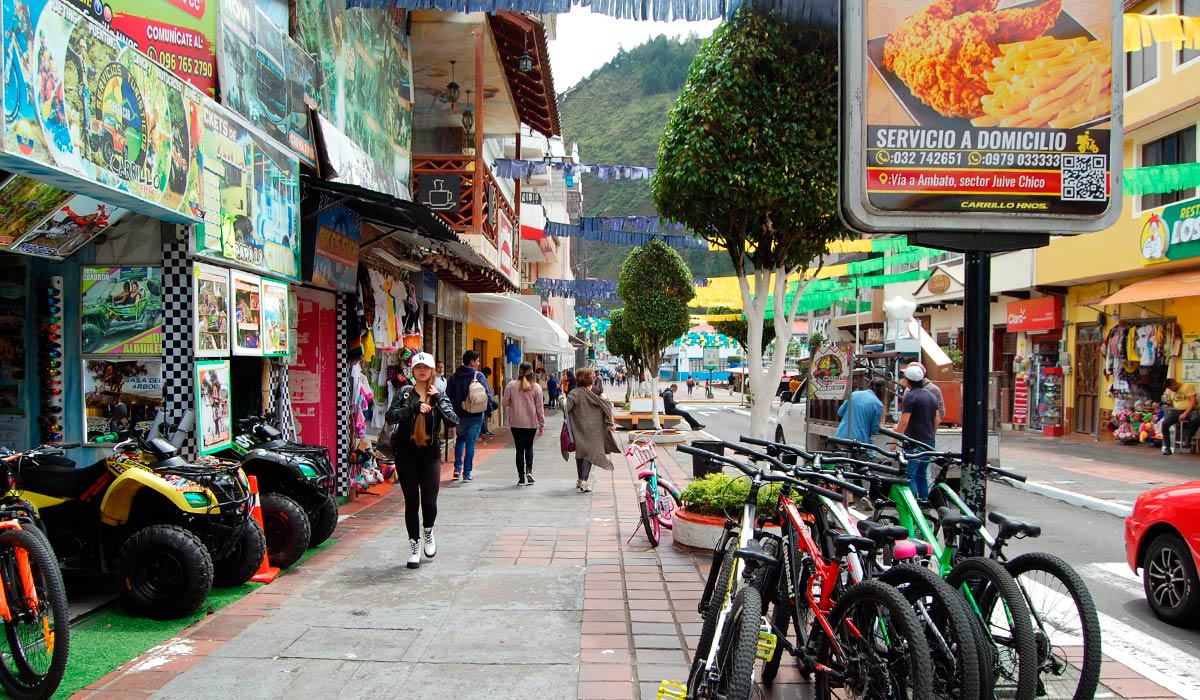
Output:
(662, 388), (679, 414)
(386, 386), (458, 456)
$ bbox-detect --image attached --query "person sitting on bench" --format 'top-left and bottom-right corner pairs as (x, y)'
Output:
(662, 384), (704, 431)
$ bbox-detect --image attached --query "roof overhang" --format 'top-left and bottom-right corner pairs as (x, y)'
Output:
(1097, 269), (1200, 306)
(488, 12), (561, 137)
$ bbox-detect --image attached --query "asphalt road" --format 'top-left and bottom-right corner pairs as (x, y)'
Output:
(675, 401), (1200, 698)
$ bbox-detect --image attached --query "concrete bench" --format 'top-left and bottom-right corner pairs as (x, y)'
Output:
(613, 412), (683, 430)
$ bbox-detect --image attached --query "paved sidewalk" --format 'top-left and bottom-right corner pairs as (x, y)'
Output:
(72, 416), (1186, 700)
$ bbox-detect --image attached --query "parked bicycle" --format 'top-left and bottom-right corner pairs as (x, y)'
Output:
(0, 444), (72, 700)
(625, 438), (681, 547)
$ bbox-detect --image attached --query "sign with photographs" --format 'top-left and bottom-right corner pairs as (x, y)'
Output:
(83, 358), (163, 443)
(196, 101), (301, 281)
(260, 277), (289, 357)
(231, 270), (262, 355)
(80, 266), (163, 355)
(1, 0), (205, 224)
(840, 0), (1122, 234)
(810, 345), (850, 400)
(0, 175), (129, 259)
(193, 263), (231, 357)
(194, 359), (232, 454)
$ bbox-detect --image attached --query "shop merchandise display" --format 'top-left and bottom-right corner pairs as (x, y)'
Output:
(1109, 400), (1165, 445)
(38, 276), (65, 444)
(1102, 321), (1181, 401)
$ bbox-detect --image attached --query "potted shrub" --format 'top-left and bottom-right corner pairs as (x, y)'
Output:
(673, 473), (783, 550)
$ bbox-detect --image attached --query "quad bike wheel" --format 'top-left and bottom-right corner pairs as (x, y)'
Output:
(116, 524), (213, 620)
(261, 494), (310, 569)
(212, 520), (267, 587)
(80, 324), (101, 354)
(306, 492), (338, 548)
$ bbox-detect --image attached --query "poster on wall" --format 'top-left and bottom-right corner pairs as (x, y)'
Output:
(231, 270), (262, 355)
(260, 278), (289, 357)
(312, 200), (361, 293)
(193, 263), (230, 357)
(196, 102), (301, 281)
(61, 0), (219, 95)
(83, 358), (163, 443)
(810, 345), (850, 400)
(80, 266), (163, 355)
(194, 359), (232, 454)
(12, 192), (128, 259)
(293, 2), (412, 197)
(498, 210), (515, 283)
(1, 0), (205, 224)
(1183, 334), (1200, 384)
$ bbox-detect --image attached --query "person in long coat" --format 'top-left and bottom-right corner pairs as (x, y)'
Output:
(563, 367), (620, 492)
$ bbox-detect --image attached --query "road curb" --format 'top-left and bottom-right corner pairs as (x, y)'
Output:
(999, 477), (1133, 518)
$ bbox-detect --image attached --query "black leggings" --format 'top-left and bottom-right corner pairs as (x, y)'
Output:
(512, 427), (537, 476)
(397, 452), (441, 541)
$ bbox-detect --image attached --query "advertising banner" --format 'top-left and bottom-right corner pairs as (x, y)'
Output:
(1183, 334), (1200, 383)
(810, 345), (850, 400)
(1, 0), (205, 224)
(83, 357), (163, 443)
(260, 277), (289, 357)
(195, 359), (232, 454)
(231, 270), (262, 355)
(841, 0), (1122, 233)
(196, 101), (300, 281)
(498, 209), (515, 284)
(193, 262), (230, 357)
(1139, 197), (1200, 265)
(294, 1), (413, 198)
(62, 0), (218, 95)
(1006, 296), (1062, 332)
(312, 202), (361, 293)
(80, 266), (162, 355)
(0, 175), (128, 258)
(290, 287), (337, 446)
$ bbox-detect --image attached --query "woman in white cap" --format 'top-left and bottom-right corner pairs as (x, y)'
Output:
(385, 352), (458, 569)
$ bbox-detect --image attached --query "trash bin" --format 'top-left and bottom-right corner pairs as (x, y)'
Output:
(690, 440), (724, 479)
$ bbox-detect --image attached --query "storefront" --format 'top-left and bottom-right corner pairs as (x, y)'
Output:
(1005, 296), (1065, 435)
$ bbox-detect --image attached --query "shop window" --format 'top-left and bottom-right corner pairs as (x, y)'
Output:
(1182, 1), (1200, 65)
(1127, 10), (1159, 90)
(1141, 126), (1197, 210)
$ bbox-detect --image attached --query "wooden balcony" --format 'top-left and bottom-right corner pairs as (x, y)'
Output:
(412, 155), (517, 257)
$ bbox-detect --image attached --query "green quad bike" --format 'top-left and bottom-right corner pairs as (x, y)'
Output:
(81, 274), (163, 354)
(15, 405), (265, 619)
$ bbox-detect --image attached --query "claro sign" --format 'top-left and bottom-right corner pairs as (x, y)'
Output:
(1007, 297), (1062, 333)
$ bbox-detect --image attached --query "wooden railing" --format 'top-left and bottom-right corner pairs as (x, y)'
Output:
(412, 154), (517, 255)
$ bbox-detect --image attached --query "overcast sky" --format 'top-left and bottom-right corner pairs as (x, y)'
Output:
(546, 10), (721, 91)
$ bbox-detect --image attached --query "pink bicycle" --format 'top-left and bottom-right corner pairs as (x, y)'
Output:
(626, 438), (681, 547)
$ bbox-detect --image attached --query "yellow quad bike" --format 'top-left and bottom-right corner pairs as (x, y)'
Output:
(14, 405), (265, 620)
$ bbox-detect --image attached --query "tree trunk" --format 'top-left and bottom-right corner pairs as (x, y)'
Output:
(649, 352), (661, 429)
(740, 269), (776, 438)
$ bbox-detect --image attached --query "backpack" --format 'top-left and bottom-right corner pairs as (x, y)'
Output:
(463, 372), (489, 414)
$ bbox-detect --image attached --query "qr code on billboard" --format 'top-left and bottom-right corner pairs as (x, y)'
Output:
(1060, 154), (1107, 201)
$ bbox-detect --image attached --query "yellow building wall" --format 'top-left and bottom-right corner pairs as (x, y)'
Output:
(466, 322), (505, 391)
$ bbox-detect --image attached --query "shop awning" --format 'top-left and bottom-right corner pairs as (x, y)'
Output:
(1097, 269), (1200, 306)
(468, 293), (572, 353)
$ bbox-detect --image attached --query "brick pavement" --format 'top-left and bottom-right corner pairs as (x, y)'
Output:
(72, 416), (1186, 700)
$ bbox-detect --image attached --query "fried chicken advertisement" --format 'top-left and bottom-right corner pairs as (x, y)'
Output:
(879, 0), (1113, 127)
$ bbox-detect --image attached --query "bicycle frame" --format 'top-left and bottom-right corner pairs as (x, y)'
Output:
(0, 519), (40, 624)
(636, 459), (680, 524)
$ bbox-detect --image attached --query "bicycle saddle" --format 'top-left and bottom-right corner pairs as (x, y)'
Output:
(856, 520), (910, 546)
(834, 534), (877, 556)
(17, 458), (109, 499)
(936, 507), (982, 530)
(988, 511), (1041, 539)
(733, 539), (778, 568)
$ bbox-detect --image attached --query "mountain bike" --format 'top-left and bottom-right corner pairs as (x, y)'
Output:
(0, 444), (72, 700)
(673, 442), (933, 700)
(741, 436), (984, 700)
(625, 438), (680, 547)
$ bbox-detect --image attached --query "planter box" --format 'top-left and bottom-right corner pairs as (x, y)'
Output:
(672, 508), (726, 550)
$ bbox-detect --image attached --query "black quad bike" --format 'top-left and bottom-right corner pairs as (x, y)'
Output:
(214, 414), (338, 569)
(13, 405), (265, 619)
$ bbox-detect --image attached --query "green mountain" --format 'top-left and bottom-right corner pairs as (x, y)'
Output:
(558, 34), (735, 284)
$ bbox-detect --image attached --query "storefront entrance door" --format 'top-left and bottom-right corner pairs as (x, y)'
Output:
(290, 288), (338, 451)
(1074, 324), (1102, 435)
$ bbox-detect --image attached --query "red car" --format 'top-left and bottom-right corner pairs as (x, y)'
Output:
(1125, 481), (1200, 627)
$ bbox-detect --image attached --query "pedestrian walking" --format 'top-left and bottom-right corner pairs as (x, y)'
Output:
(662, 383), (705, 431)
(686, 377), (696, 396)
(385, 352), (458, 569)
(564, 368), (620, 493)
(894, 364), (939, 502)
(446, 350), (493, 481)
(434, 360), (448, 394)
(504, 362), (545, 485)
(547, 374), (560, 408)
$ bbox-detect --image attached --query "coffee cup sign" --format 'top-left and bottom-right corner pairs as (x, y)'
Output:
(419, 174), (461, 213)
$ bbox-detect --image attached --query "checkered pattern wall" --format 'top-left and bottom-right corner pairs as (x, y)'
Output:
(161, 230), (197, 459)
(266, 360), (296, 441)
(335, 293), (351, 497)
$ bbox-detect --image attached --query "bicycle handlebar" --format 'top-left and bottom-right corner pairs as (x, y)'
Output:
(814, 454), (904, 477)
(877, 427), (935, 451)
(825, 435), (903, 461)
(988, 465), (1027, 482)
(738, 435), (815, 461)
(677, 445), (852, 500)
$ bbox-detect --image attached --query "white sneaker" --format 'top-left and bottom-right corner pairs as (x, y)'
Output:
(407, 539), (421, 569)
(423, 528), (436, 558)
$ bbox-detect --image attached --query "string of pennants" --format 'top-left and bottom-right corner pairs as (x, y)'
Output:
(537, 277), (709, 301)
(1124, 13), (1200, 52)
(494, 159), (655, 182)
(544, 221), (706, 250)
(1123, 162), (1200, 197)
(576, 315), (612, 334)
(347, 0), (743, 23)
(575, 305), (611, 318)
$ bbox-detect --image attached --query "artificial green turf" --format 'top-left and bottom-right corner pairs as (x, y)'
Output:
(53, 538), (338, 699)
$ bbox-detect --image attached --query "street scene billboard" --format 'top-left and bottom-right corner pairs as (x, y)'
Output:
(841, 0), (1123, 233)
(1, 0), (205, 224)
(80, 266), (163, 355)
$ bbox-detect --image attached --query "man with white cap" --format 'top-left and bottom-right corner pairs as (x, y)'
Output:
(894, 362), (939, 502)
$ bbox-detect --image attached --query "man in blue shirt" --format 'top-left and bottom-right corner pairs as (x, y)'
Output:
(836, 378), (887, 444)
(894, 364), (940, 501)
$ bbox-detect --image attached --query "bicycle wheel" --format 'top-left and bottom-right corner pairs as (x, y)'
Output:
(639, 489), (660, 547)
(711, 586), (762, 700)
(880, 563), (982, 700)
(696, 537), (737, 665)
(813, 578), (933, 700)
(1005, 552), (1102, 700)
(0, 528), (69, 700)
(948, 556), (1038, 700)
